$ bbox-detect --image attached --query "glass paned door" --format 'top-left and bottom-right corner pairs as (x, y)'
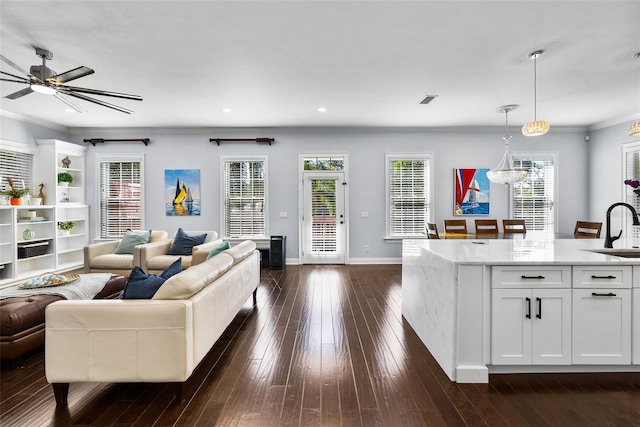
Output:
(302, 173), (345, 264)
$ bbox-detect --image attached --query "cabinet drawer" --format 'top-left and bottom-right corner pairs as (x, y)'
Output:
(491, 266), (571, 289)
(572, 266), (632, 289)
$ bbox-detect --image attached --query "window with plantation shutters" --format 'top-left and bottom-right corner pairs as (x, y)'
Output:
(511, 155), (555, 231)
(0, 143), (34, 194)
(386, 154), (432, 237)
(623, 142), (640, 239)
(222, 156), (267, 239)
(98, 156), (143, 239)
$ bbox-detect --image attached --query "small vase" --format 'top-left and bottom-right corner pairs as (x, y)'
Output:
(10, 197), (21, 205)
(58, 182), (69, 188)
(30, 197), (42, 206)
(23, 228), (35, 240)
(58, 229), (70, 237)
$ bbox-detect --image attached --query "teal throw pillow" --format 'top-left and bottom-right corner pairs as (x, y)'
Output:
(168, 228), (207, 255)
(121, 258), (182, 299)
(206, 241), (231, 260)
(114, 230), (152, 254)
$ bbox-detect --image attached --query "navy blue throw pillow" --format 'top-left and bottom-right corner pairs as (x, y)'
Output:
(121, 258), (182, 299)
(167, 228), (207, 255)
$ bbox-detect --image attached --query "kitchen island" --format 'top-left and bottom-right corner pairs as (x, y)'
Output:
(402, 237), (640, 383)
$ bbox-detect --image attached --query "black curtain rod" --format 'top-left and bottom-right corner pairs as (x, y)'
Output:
(209, 138), (274, 146)
(84, 138), (150, 146)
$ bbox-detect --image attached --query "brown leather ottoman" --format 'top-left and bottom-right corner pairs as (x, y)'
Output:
(0, 275), (125, 368)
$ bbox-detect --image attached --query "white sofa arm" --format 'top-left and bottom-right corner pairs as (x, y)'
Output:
(84, 240), (120, 273)
(191, 239), (224, 266)
(45, 299), (194, 383)
(137, 239), (173, 271)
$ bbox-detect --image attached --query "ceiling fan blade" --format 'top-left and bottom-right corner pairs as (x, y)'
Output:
(64, 91), (133, 114)
(1, 77), (29, 84)
(0, 54), (34, 79)
(59, 85), (142, 101)
(1, 70), (29, 83)
(4, 86), (34, 99)
(50, 66), (94, 84)
(55, 91), (88, 113)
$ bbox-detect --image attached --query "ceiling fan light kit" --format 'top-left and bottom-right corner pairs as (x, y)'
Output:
(522, 50), (550, 136)
(487, 104), (529, 185)
(0, 47), (142, 114)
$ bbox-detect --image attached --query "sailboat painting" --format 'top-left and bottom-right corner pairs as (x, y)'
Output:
(164, 169), (201, 216)
(454, 168), (490, 215)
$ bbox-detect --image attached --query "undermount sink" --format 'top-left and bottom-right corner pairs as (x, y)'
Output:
(584, 249), (640, 258)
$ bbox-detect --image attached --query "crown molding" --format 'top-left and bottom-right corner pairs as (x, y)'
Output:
(0, 110), (70, 134)
(588, 113), (640, 132)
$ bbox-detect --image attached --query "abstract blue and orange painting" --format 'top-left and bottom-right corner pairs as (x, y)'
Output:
(454, 168), (490, 215)
(165, 169), (201, 216)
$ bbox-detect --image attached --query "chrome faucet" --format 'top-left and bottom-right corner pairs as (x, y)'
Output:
(604, 202), (640, 248)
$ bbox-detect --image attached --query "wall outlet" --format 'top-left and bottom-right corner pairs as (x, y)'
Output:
(279, 211), (288, 218)
(361, 211), (369, 218)
(364, 245), (370, 252)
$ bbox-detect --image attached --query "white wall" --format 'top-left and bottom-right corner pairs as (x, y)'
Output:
(1, 114), (593, 262)
(588, 119), (640, 235)
(71, 127), (588, 262)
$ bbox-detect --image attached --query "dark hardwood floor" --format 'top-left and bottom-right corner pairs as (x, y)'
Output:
(2, 265), (640, 426)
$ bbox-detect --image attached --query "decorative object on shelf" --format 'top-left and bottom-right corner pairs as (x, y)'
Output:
(61, 156), (71, 168)
(624, 179), (640, 196)
(29, 194), (42, 205)
(18, 273), (80, 289)
(488, 105), (529, 185)
(57, 172), (73, 187)
(209, 137), (274, 146)
(83, 138), (150, 146)
(454, 168), (490, 215)
(22, 228), (35, 240)
(57, 221), (75, 236)
(628, 52), (640, 137)
(1, 177), (29, 205)
(37, 183), (46, 205)
(522, 50), (550, 136)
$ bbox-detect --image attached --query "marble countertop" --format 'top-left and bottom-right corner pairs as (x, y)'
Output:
(404, 237), (640, 265)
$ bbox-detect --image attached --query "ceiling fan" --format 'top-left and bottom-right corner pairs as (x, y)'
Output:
(0, 47), (142, 114)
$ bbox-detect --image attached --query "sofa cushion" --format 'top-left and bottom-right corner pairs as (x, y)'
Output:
(168, 228), (207, 255)
(90, 253), (135, 269)
(122, 258), (182, 299)
(147, 254), (193, 271)
(223, 240), (257, 264)
(152, 253), (234, 300)
(206, 241), (230, 260)
(114, 230), (152, 254)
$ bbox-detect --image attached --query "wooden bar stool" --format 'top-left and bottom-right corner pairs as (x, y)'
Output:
(474, 219), (499, 234)
(502, 219), (527, 234)
(574, 221), (602, 238)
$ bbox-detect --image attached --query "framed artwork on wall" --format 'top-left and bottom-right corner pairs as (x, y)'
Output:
(165, 169), (201, 216)
(454, 168), (490, 215)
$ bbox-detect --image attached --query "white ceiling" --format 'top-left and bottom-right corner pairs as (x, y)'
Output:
(1, 1), (639, 131)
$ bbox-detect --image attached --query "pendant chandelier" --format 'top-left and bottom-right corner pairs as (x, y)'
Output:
(522, 50), (550, 136)
(628, 52), (640, 137)
(488, 105), (529, 185)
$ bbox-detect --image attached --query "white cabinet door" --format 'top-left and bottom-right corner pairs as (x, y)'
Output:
(492, 288), (571, 365)
(531, 289), (572, 365)
(492, 289), (532, 365)
(572, 289), (632, 364)
(633, 290), (639, 365)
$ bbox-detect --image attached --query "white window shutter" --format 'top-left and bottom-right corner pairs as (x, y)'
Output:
(100, 161), (142, 238)
(224, 160), (266, 238)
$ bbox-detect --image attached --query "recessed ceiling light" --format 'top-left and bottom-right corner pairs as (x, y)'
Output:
(221, 108), (231, 113)
(64, 108), (77, 113)
(318, 107), (327, 113)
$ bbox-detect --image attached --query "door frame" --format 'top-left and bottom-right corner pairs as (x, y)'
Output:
(298, 152), (349, 264)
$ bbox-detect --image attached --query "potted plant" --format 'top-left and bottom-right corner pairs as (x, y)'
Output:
(57, 221), (75, 236)
(29, 191), (42, 205)
(57, 172), (73, 187)
(1, 187), (30, 205)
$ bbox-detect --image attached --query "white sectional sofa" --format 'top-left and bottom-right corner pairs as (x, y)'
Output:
(45, 240), (260, 405)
